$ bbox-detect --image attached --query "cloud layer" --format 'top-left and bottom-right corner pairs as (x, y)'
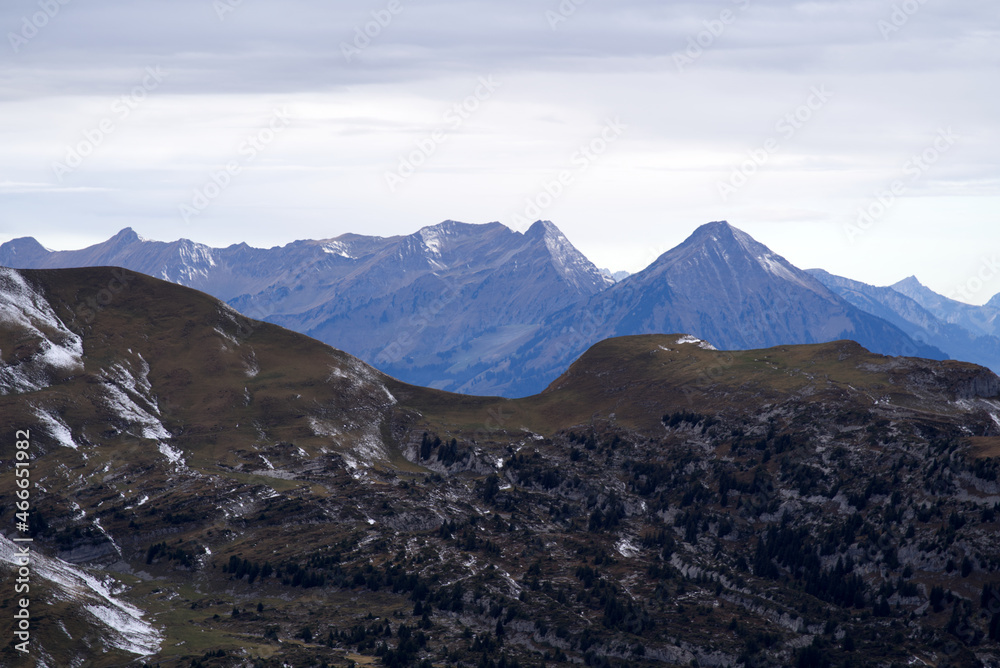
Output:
(1, 0), (997, 300)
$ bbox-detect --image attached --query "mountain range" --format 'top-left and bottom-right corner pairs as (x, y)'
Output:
(2, 266), (1000, 666)
(809, 270), (1000, 380)
(3, 220), (997, 396)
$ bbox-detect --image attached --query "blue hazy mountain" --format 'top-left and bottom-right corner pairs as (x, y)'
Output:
(1, 220), (947, 396)
(889, 275), (1000, 339)
(809, 269), (1000, 375)
(491, 221), (947, 395)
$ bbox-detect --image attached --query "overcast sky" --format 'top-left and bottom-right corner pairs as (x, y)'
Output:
(1, 0), (997, 302)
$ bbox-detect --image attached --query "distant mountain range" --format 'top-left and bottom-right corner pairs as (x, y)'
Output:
(808, 270), (1000, 379)
(3, 220), (996, 396)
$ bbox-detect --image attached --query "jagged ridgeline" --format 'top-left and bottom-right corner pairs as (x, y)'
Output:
(0, 220), (959, 398)
(2, 267), (1000, 667)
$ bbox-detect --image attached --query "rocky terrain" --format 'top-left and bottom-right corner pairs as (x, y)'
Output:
(1, 267), (1000, 667)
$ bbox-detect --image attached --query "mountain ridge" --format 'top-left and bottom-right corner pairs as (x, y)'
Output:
(487, 221), (947, 395)
(891, 275), (1000, 339)
(809, 269), (1000, 376)
(0, 220), (948, 397)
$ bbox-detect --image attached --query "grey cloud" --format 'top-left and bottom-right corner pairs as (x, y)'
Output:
(2, 0), (996, 99)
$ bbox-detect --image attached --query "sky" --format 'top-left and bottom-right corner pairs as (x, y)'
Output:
(1, 0), (997, 303)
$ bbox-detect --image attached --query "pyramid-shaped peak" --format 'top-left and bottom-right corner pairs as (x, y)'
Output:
(525, 220), (564, 238)
(685, 220), (754, 245)
(108, 227), (143, 244)
(641, 220), (820, 290)
(672, 221), (773, 261)
(697, 220), (735, 232)
(893, 275), (925, 290)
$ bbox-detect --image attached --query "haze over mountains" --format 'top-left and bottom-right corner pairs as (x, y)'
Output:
(3, 220), (996, 396)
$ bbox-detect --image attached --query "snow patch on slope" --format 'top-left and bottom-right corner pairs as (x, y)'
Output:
(419, 227), (445, 256)
(616, 537), (640, 558)
(676, 335), (718, 351)
(0, 533), (161, 656)
(98, 355), (173, 440)
(163, 243), (217, 285)
(101, 381), (171, 440)
(309, 417), (341, 438)
(322, 241), (355, 259)
(754, 254), (816, 290)
(536, 222), (612, 290)
(0, 268), (84, 394)
(105, 359), (156, 411)
(243, 349), (259, 377)
(33, 406), (79, 449)
(158, 442), (185, 466)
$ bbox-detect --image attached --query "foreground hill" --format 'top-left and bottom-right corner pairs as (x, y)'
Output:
(1, 268), (999, 667)
(0, 221), (943, 398)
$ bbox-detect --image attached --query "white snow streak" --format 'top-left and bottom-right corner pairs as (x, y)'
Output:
(0, 268), (84, 394)
(33, 406), (78, 449)
(158, 442), (185, 466)
(676, 335), (718, 351)
(0, 534), (161, 656)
